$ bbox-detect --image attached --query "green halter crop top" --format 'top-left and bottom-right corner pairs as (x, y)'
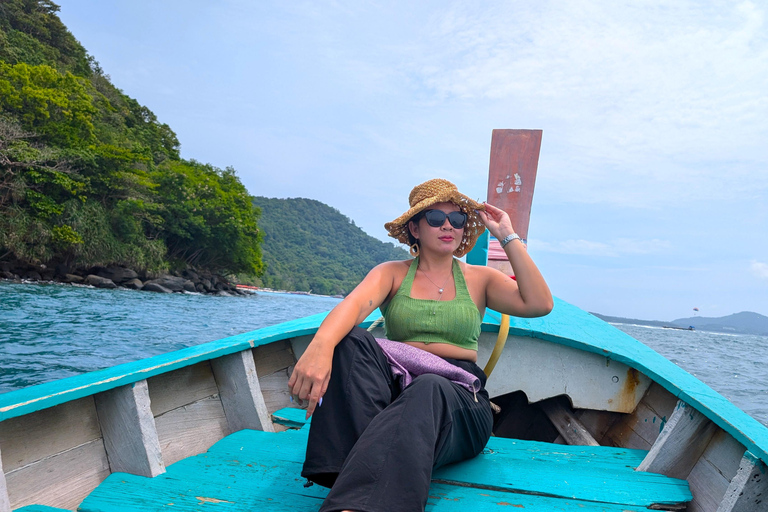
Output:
(381, 257), (482, 351)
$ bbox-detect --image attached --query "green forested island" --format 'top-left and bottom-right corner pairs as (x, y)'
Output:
(251, 197), (407, 295)
(0, 1), (405, 295)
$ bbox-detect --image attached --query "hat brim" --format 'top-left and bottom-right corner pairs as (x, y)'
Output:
(385, 191), (485, 257)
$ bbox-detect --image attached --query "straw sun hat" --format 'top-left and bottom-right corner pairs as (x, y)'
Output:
(384, 179), (486, 257)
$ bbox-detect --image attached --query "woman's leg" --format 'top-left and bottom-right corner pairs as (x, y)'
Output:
(301, 326), (397, 487)
(319, 371), (493, 512)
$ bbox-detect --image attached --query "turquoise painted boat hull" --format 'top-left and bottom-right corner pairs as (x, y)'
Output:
(1, 296), (767, 511)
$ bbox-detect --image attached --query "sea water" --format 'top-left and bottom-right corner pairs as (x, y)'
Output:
(1, 281), (766, 427)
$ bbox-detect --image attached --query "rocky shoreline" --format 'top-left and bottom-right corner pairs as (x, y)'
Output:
(0, 261), (248, 296)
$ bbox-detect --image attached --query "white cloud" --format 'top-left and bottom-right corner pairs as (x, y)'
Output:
(397, 1), (768, 206)
(532, 237), (672, 257)
(751, 260), (768, 280)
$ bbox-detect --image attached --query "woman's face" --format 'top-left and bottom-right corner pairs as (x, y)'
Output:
(409, 202), (464, 255)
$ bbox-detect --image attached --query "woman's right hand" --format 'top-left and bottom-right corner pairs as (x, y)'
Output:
(288, 339), (334, 419)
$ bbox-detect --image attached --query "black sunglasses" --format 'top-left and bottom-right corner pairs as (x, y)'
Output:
(421, 209), (468, 229)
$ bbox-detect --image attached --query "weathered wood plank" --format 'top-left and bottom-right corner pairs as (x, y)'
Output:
(539, 398), (600, 446)
(14, 505), (71, 511)
(93, 379), (165, 477)
(0, 397), (100, 473)
(289, 334), (312, 361)
(272, 407), (310, 429)
(605, 382), (678, 450)
(211, 349), (274, 433)
(434, 435), (691, 508)
(573, 408), (623, 445)
(637, 400), (718, 479)
(146, 362), (219, 417)
(687, 429), (746, 512)
(154, 396), (229, 466)
(84, 427), (667, 512)
(251, 339), (295, 376)
(715, 451), (768, 512)
(0, 447), (10, 512)
(259, 370), (293, 416)
(5, 439), (109, 511)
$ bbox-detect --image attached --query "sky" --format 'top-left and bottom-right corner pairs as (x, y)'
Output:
(55, 0), (768, 321)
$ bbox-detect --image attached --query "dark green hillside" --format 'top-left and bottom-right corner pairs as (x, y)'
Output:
(252, 197), (409, 295)
(0, 0), (262, 276)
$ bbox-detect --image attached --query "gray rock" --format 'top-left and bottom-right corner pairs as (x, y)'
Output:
(63, 274), (85, 284)
(55, 263), (70, 276)
(144, 275), (194, 292)
(142, 282), (172, 293)
(216, 290), (233, 297)
(201, 278), (212, 291)
(183, 269), (200, 281)
(26, 271), (42, 281)
(85, 274), (117, 289)
(123, 278), (144, 290)
(195, 283), (206, 293)
(1, 271), (16, 279)
(182, 280), (197, 292)
(97, 266), (138, 284)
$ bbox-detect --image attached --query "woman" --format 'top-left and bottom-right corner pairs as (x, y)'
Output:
(288, 178), (553, 512)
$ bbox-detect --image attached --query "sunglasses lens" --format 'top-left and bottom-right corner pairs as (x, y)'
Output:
(424, 210), (467, 229)
(448, 212), (467, 228)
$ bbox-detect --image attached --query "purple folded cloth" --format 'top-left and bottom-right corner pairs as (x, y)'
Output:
(375, 338), (480, 399)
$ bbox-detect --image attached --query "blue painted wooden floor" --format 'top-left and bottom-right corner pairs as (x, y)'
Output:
(77, 409), (691, 512)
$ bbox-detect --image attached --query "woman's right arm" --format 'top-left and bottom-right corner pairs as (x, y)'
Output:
(288, 262), (396, 419)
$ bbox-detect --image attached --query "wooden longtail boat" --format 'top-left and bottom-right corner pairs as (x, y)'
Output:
(2, 131), (767, 511)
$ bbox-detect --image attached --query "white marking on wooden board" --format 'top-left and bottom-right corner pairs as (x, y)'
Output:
(637, 400), (717, 479)
(211, 350), (274, 433)
(93, 379), (165, 477)
(716, 452), (768, 512)
(5, 439), (109, 510)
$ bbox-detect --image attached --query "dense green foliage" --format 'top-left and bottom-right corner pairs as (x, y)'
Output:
(252, 197), (409, 296)
(0, 0), (262, 275)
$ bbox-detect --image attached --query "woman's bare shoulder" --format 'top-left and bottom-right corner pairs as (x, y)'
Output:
(458, 260), (496, 280)
(375, 259), (413, 274)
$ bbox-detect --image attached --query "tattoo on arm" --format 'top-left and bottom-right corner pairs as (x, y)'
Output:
(369, 300), (373, 307)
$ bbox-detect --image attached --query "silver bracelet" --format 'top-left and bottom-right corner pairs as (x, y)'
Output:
(499, 233), (520, 248)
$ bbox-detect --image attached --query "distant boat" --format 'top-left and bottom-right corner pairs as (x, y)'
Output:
(2, 130), (767, 511)
(662, 325), (696, 331)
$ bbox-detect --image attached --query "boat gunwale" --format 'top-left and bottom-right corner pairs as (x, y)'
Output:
(2, 297), (768, 468)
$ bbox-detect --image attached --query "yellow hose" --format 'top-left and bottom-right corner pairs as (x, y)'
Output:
(483, 314), (510, 377)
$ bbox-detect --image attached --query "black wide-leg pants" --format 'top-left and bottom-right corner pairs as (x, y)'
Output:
(301, 326), (493, 512)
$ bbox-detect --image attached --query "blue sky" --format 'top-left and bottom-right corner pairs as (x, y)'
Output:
(56, 0), (768, 320)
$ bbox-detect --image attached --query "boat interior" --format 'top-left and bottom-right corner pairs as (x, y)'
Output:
(2, 308), (767, 511)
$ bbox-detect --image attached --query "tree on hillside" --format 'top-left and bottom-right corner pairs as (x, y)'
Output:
(0, 1), (264, 277)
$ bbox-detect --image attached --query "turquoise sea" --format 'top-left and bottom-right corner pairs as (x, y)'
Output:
(2, 281), (767, 427)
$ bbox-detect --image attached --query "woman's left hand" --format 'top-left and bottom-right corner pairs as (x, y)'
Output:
(477, 202), (516, 240)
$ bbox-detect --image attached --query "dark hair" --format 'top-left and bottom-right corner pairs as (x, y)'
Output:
(406, 213), (422, 246)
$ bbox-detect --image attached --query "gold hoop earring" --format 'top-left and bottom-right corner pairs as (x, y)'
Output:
(409, 242), (420, 257)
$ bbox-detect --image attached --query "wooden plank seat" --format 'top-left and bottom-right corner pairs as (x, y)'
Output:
(78, 408), (691, 511)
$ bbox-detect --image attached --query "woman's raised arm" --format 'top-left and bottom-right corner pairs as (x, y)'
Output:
(477, 203), (553, 318)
